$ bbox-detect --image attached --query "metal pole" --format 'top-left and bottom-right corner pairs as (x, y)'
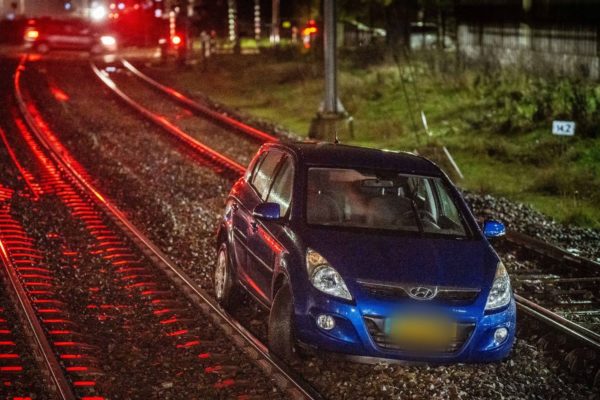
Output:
(271, 0), (280, 44)
(228, 0), (237, 43)
(254, 0), (261, 41)
(323, 0), (337, 113)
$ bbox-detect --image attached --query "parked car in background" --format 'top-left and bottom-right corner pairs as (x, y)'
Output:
(215, 141), (515, 364)
(24, 18), (117, 54)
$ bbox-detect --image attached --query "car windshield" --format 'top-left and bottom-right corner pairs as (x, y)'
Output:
(306, 167), (469, 237)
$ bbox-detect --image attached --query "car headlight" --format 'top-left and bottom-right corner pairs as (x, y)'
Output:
(306, 248), (352, 300)
(485, 261), (512, 311)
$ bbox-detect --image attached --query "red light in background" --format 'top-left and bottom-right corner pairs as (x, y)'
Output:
(25, 29), (39, 40)
(171, 35), (182, 46)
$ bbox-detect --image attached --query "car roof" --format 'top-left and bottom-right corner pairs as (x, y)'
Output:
(269, 141), (443, 176)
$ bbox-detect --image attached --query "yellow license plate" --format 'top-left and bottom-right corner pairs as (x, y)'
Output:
(388, 316), (457, 347)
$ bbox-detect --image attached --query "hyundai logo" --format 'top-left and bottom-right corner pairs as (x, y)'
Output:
(408, 286), (438, 300)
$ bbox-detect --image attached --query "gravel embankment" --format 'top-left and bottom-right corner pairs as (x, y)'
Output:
(107, 64), (258, 166)
(19, 57), (598, 399)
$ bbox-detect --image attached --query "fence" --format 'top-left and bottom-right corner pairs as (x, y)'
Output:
(458, 22), (600, 79)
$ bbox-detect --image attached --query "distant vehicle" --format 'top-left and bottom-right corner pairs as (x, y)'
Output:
(23, 18), (117, 54)
(215, 141), (515, 363)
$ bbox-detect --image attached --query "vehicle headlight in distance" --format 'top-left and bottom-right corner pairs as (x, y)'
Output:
(100, 35), (116, 46)
(306, 248), (352, 301)
(485, 261), (512, 311)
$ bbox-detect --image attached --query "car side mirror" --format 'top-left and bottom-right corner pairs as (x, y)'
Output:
(483, 220), (506, 239)
(253, 202), (281, 221)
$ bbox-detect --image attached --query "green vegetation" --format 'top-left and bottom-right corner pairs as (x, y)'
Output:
(157, 49), (600, 228)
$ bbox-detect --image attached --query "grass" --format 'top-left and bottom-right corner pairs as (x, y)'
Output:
(150, 49), (600, 228)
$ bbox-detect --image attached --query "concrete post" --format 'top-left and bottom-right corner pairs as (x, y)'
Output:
(323, 0), (337, 113)
(309, 0), (351, 142)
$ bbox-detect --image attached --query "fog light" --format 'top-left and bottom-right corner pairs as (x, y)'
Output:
(494, 327), (508, 344)
(316, 314), (335, 330)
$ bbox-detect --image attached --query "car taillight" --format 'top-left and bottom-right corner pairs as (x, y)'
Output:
(25, 29), (39, 40)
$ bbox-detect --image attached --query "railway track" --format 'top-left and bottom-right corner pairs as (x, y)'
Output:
(1, 54), (322, 399)
(0, 226), (50, 399)
(506, 233), (600, 351)
(95, 57), (600, 378)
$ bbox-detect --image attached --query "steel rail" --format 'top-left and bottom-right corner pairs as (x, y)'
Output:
(120, 58), (278, 143)
(90, 61), (246, 176)
(506, 231), (600, 272)
(112, 57), (600, 357)
(18, 55), (321, 400)
(515, 294), (600, 351)
(0, 242), (76, 400)
(0, 116), (76, 400)
(506, 231), (600, 351)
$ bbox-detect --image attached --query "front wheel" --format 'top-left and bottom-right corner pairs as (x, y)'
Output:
(268, 284), (297, 363)
(214, 243), (240, 311)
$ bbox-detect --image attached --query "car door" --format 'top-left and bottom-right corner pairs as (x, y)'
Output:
(234, 150), (284, 302)
(246, 154), (293, 303)
(228, 153), (265, 281)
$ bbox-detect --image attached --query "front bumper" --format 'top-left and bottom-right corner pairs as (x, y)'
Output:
(294, 290), (516, 363)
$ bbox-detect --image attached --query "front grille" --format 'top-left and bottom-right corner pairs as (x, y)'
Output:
(364, 316), (475, 353)
(358, 280), (480, 306)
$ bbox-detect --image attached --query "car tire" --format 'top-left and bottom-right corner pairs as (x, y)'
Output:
(214, 242), (240, 311)
(35, 42), (50, 54)
(268, 284), (297, 363)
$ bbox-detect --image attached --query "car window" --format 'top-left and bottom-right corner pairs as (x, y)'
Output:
(245, 151), (265, 182)
(432, 179), (464, 229)
(306, 167), (468, 238)
(267, 156), (294, 216)
(250, 150), (283, 200)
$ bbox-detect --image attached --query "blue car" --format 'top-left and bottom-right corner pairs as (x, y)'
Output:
(215, 141), (515, 363)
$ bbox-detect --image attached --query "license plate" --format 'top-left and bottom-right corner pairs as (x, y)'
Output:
(387, 316), (457, 348)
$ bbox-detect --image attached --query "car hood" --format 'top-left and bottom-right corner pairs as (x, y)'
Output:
(303, 228), (497, 289)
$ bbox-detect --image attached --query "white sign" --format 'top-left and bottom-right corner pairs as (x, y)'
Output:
(552, 120), (576, 136)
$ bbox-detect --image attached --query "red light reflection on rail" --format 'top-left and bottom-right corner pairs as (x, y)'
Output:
(0, 366), (22, 371)
(176, 340), (200, 349)
(49, 86), (69, 102)
(73, 381), (96, 386)
(166, 329), (188, 337)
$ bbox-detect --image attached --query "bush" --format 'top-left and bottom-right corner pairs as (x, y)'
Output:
(470, 72), (600, 138)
